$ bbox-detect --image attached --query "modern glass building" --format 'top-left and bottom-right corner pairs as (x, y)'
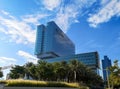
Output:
(46, 52), (100, 74)
(35, 21), (75, 59)
(35, 21), (100, 74)
(102, 56), (112, 81)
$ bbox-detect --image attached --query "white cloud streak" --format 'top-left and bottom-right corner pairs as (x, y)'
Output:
(0, 57), (17, 66)
(0, 10), (49, 44)
(80, 40), (103, 49)
(42, 0), (61, 11)
(0, 0), (98, 44)
(77, 40), (103, 53)
(35, 0), (96, 32)
(0, 0), (97, 43)
(54, 0), (96, 32)
(54, 5), (78, 33)
(1, 0), (119, 42)
(0, 11), (36, 44)
(88, 0), (120, 27)
(22, 14), (49, 24)
(18, 50), (38, 64)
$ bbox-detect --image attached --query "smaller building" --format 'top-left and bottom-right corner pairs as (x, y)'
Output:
(102, 56), (112, 81)
(46, 52), (100, 74)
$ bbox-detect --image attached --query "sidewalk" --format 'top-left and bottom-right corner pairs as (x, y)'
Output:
(0, 84), (4, 89)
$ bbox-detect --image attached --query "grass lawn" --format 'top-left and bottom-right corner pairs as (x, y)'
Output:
(0, 79), (75, 87)
(0, 79), (89, 89)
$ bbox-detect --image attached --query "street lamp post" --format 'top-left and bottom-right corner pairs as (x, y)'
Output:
(106, 69), (110, 89)
(101, 68), (111, 89)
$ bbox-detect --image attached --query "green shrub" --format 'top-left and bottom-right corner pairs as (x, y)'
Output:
(4, 79), (79, 87)
(0, 80), (7, 84)
(79, 86), (89, 89)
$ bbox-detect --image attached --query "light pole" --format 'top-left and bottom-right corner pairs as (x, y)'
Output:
(106, 68), (110, 89)
(101, 68), (111, 89)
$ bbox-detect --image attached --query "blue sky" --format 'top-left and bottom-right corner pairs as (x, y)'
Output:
(0, 0), (120, 78)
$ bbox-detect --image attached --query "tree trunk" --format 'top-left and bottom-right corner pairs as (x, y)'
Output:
(74, 71), (76, 82)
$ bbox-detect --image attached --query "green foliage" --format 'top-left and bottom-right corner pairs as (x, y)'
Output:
(24, 62), (38, 79)
(0, 80), (6, 84)
(8, 59), (103, 87)
(0, 71), (3, 78)
(109, 60), (120, 88)
(79, 86), (89, 89)
(9, 65), (25, 79)
(0, 67), (3, 78)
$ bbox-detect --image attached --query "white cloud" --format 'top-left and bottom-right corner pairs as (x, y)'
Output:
(77, 40), (103, 53)
(34, 0), (96, 32)
(42, 0), (61, 11)
(0, 56), (17, 79)
(54, 0), (96, 32)
(82, 40), (103, 48)
(0, 26), (7, 33)
(0, 57), (17, 67)
(0, 11), (36, 44)
(74, 19), (79, 23)
(54, 5), (78, 33)
(0, 0), (97, 43)
(22, 14), (49, 24)
(0, 0), (97, 44)
(18, 50), (38, 64)
(101, 0), (110, 6)
(88, 0), (120, 27)
(0, 10), (50, 45)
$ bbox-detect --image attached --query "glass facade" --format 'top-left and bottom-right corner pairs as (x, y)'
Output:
(35, 21), (75, 59)
(35, 21), (100, 74)
(46, 52), (100, 74)
(34, 25), (45, 55)
(102, 56), (112, 81)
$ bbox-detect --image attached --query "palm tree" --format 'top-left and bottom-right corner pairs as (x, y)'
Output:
(52, 62), (61, 81)
(24, 62), (36, 79)
(37, 60), (54, 80)
(0, 67), (3, 78)
(68, 59), (81, 82)
(59, 61), (69, 81)
(45, 63), (54, 81)
(109, 60), (120, 88)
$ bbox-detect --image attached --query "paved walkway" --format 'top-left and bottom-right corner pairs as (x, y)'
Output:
(1, 87), (77, 89)
(0, 84), (4, 89)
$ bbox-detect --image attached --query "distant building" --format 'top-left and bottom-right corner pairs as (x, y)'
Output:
(35, 21), (75, 59)
(34, 21), (100, 74)
(6, 74), (10, 80)
(102, 56), (112, 81)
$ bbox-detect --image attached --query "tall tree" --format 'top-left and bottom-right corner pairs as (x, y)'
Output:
(68, 59), (84, 82)
(37, 60), (54, 80)
(109, 60), (120, 88)
(9, 65), (25, 79)
(8, 59), (103, 87)
(24, 62), (36, 79)
(52, 61), (69, 81)
(0, 67), (3, 78)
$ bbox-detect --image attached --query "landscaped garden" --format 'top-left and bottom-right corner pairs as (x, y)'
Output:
(0, 59), (104, 89)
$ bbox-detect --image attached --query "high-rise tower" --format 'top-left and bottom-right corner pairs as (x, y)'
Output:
(35, 21), (75, 59)
(102, 56), (112, 81)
